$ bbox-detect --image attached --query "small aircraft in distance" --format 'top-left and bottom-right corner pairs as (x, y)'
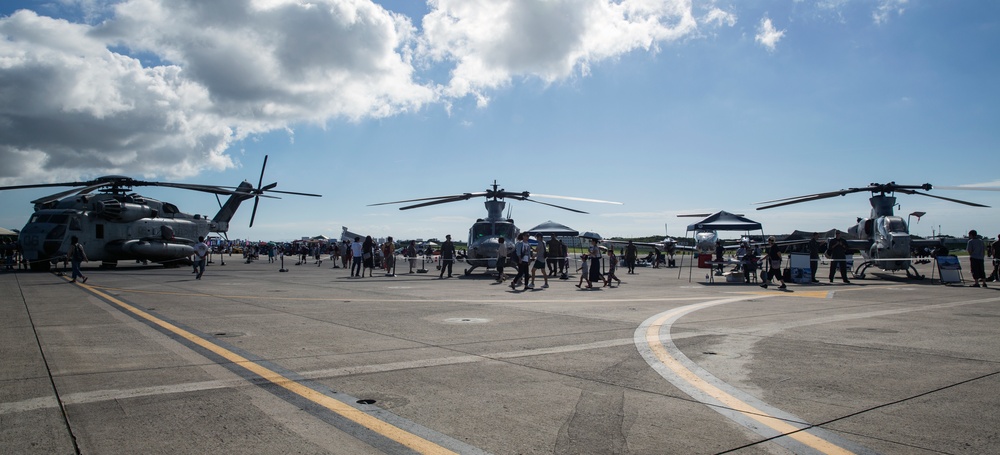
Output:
(370, 181), (622, 275)
(0, 155), (320, 271)
(756, 182), (996, 279)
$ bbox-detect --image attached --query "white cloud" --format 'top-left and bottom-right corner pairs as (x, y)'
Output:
(873, 0), (908, 25)
(754, 16), (785, 52)
(419, 0), (727, 101)
(0, 0), (728, 185)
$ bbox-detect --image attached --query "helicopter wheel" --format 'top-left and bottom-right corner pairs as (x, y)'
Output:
(464, 268), (472, 276)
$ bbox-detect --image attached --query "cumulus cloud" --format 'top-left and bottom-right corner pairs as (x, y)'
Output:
(418, 0), (735, 103)
(0, 0), (731, 184)
(754, 16), (785, 51)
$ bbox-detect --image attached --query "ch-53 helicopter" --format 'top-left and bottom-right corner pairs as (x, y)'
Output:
(0, 156), (320, 271)
(755, 182), (993, 279)
(369, 181), (621, 275)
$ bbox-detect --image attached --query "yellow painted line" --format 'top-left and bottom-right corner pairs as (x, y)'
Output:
(72, 279), (458, 455)
(735, 290), (831, 299)
(644, 308), (853, 455)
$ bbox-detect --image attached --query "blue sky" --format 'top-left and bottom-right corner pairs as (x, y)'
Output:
(1, 0), (998, 242)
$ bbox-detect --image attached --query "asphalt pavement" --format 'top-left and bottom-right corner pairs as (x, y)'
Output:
(2, 255), (998, 454)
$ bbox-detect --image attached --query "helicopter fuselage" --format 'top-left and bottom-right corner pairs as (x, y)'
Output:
(465, 201), (519, 271)
(19, 192), (222, 271)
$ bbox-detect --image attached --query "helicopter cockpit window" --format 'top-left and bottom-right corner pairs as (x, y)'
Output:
(69, 216), (82, 231)
(162, 203), (179, 214)
(495, 224), (516, 239)
(29, 214), (49, 224)
(883, 217), (906, 233)
(472, 224), (492, 239)
(50, 214), (69, 225)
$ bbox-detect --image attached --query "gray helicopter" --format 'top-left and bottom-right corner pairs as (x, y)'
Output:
(370, 181), (621, 275)
(0, 156), (320, 271)
(756, 182), (992, 279)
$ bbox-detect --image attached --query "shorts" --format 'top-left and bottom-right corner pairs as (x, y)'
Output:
(533, 260), (546, 269)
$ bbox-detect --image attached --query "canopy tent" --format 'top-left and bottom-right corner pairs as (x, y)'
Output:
(524, 220), (579, 236)
(685, 211), (762, 232)
(679, 211), (766, 282)
(0, 227), (16, 237)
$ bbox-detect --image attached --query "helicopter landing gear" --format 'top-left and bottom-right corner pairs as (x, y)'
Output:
(852, 261), (870, 280)
(100, 260), (118, 269)
(464, 268), (472, 276)
(906, 265), (925, 280)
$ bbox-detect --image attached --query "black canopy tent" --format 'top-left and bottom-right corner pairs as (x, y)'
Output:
(678, 211), (766, 281)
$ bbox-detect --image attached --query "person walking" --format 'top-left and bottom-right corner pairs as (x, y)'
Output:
(967, 230), (987, 287)
(439, 234), (455, 278)
(193, 236), (209, 280)
(808, 232), (821, 283)
(510, 233), (531, 291)
(530, 233), (549, 288)
(68, 236), (88, 283)
(605, 247), (622, 287)
(828, 231), (850, 283)
(586, 238), (607, 288)
(495, 237), (508, 283)
(760, 236), (786, 289)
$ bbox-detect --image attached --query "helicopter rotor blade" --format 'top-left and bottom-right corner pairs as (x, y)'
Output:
(30, 182), (109, 205)
(265, 189), (322, 197)
(529, 193), (623, 205)
(399, 195), (480, 210)
(522, 198), (588, 214)
(933, 185), (1000, 192)
(755, 192), (859, 210)
(369, 193), (486, 207)
(901, 190), (991, 207)
(249, 196), (261, 228)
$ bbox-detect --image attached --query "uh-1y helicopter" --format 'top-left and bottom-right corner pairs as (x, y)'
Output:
(369, 181), (621, 275)
(0, 155), (320, 271)
(755, 182), (993, 279)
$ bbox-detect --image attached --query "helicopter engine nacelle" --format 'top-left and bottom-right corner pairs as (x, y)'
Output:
(94, 200), (156, 222)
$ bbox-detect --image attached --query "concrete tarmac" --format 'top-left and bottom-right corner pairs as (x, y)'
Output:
(2, 255), (998, 454)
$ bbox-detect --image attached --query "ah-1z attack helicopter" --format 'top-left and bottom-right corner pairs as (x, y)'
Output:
(756, 182), (992, 279)
(370, 181), (621, 275)
(0, 156), (320, 271)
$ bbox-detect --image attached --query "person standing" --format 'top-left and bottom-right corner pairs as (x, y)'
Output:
(530, 233), (549, 288)
(439, 234), (455, 278)
(362, 236), (376, 277)
(495, 237), (508, 283)
(808, 232), (821, 283)
(989, 234), (1000, 282)
(760, 236), (786, 289)
(624, 241), (638, 274)
(193, 236), (209, 280)
(382, 236), (395, 274)
(967, 230), (987, 287)
(714, 241), (725, 275)
(405, 240), (418, 274)
(350, 236), (363, 277)
(546, 235), (560, 276)
(68, 236), (88, 283)
(828, 231), (850, 284)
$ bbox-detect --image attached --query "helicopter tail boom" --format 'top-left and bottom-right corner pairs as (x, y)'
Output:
(211, 181), (255, 231)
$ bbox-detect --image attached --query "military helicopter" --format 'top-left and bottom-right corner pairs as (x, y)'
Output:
(0, 156), (320, 271)
(755, 182), (992, 279)
(370, 181), (621, 275)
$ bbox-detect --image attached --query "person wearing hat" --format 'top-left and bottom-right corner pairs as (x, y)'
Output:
(439, 234), (455, 278)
